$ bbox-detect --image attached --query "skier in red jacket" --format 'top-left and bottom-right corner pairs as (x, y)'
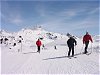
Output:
(83, 32), (93, 54)
(36, 39), (42, 53)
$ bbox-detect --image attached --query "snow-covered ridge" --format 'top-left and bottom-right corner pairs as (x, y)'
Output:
(0, 30), (13, 37)
(0, 27), (68, 45)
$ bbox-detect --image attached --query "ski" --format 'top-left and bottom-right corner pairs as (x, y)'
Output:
(67, 56), (72, 59)
(67, 56), (77, 59)
(81, 52), (91, 55)
(73, 56), (77, 58)
(86, 53), (91, 55)
(23, 52), (38, 54)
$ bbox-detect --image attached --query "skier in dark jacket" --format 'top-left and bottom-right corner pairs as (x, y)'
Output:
(0, 38), (3, 44)
(36, 39), (42, 53)
(83, 32), (93, 54)
(67, 37), (77, 57)
(4, 37), (8, 45)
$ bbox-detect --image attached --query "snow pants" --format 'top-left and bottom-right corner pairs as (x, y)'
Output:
(84, 41), (89, 53)
(68, 47), (74, 56)
(37, 46), (40, 53)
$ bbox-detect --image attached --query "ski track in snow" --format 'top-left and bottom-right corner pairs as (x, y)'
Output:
(1, 36), (100, 74)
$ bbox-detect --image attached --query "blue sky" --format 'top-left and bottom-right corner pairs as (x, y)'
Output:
(1, 0), (99, 36)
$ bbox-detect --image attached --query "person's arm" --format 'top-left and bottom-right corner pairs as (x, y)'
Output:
(83, 36), (85, 44)
(67, 40), (69, 46)
(36, 41), (37, 45)
(74, 39), (77, 45)
(89, 35), (93, 43)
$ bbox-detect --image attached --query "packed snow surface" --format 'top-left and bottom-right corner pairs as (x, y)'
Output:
(0, 28), (99, 74)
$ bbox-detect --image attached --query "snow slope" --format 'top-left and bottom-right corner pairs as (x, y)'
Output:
(0, 28), (100, 74)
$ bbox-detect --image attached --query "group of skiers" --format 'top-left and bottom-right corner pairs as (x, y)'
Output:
(0, 37), (9, 45)
(67, 32), (93, 57)
(0, 32), (93, 55)
(0, 36), (23, 52)
(36, 32), (93, 57)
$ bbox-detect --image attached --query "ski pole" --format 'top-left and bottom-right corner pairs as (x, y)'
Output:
(87, 42), (92, 55)
(21, 41), (22, 52)
(75, 44), (77, 51)
(90, 42), (92, 54)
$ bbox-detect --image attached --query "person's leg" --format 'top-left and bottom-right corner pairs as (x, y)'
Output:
(84, 41), (89, 53)
(39, 46), (40, 52)
(37, 46), (40, 53)
(1, 41), (2, 44)
(72, 47), (74, 56)
(68, 47), (71, 56)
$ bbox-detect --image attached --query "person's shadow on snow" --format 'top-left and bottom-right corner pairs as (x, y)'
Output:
(43, 56), (67, 60)
(23, 52), (37, 54)
(43, 53), (82, 60)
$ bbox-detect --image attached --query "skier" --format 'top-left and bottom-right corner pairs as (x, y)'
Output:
(42, 44), (45, 50)
(36, 39), (42, 53)
(13, 43), (16, 47)
(9, 38), (17, 49)
(0, 38), (3, 44)
(54, 45), (57, 50)
(4, 37), (8, 44)
(17, 36), (23, 52)
(18, 36), (23, 43)
(67, 36), (77, 57)
(83, 32), (93, 54)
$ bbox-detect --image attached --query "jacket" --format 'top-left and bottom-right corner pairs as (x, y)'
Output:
(83, 34), (93, 44)
(67, 37), (77, 47)
(36, 40), (42, 46)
